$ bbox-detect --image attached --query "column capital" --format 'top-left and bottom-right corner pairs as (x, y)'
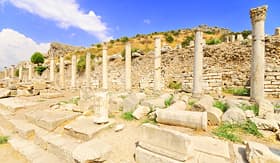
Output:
(250, 5), (268, 23)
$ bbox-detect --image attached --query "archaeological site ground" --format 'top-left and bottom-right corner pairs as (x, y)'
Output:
(1, 4), (280, 163)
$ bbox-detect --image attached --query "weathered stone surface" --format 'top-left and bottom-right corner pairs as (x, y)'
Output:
(25, 110), (80, 131)
(123, 93), (145, 112)
(16, 89), (33, 97)
(167, 101), (186, 111)
(141, 98), (166, 109)
(64, 116), (114, 141)
(258, 99), (274, 118)
(225, 98), (250, 109)
(207, 107), (223, 125)
(222, 108), (246, 124)
(250, 117), (279, 132)
(191, 136), (230, 159)
(0, 97), (37, 112)
(10, 119), (35, 139)
(138, 123), (193, 161)
(33, 81), (47, 90)
(156, 109), (207, 130)
(59, 103), (79, 112)
(193, 151), (231, 163)
(245, 110), (255, 118)
(114, 124), (125, 132)
(72, 139), (111, 163)
(0, 88), (11, 98)
(246, 141), (280, 163)
(109, 96), (123, 113)
(133, 105), (151, 119)
(192, 95), (214, 111)
(233, 144), (248, 163)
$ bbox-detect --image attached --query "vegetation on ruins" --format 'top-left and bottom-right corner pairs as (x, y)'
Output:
(240, 30), (252, 39)
(120, 36), (129, 43)
(121, 112), (134, 121)
(31, 52), (46, 76)
(164, 95), (174, 107)
(206, 38), (222, 45)
(181, 35), (194, 48)
(15, 69), (19, 77)
(0, 136), (8, 144)
(168, 81), (182, 89)
(223, 87), (250, 96)
(204, 30), (215, 35)
(213, 120), (262, 142)
(77, 54), (95, 74)
(31, 52), (44, 65)
(240, 103), (259, 116)
(213, 100), (229, 112)
(188, 100), (196, 107)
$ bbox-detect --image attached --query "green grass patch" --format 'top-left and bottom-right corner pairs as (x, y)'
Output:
(141, 118), (157, 125)
(121, 112), (134, 121)
(0, 136), (8, 144)
(223, 87), (250, 96)
(213, 120), (262, 143)
(213, 100), (229, 112)
(240, 103), (259, 116)
(206, 38), (221, 45)
(188, 100), (196, 107)
(168, 81), (182, 90)
(164, 95), (174, 107)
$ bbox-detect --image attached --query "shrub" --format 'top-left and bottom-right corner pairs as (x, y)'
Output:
(31, 52), (44, 65)
(96, 44), (102, 48)
(213, 100), (229, 112)
(168, 81), (182, 89)
(241, 30), (252, 39)
(0, 136), (8, 144)
(109, 40), (115, 44)
(181, 36), (194, 48)
(165, 35), (174, 43)
(15, 69), (19, 77)
(77, 55), (86, 73)
(35, 66), (47, 76)
(121, 112), (134, 121)
(223, 87), (250, 96)
(204, 30), (215, 35)
(120, 36), (129, 43)
(206, 38), (221, 45)
(164, 95), (174, 107)
(188, 100), (196, 107)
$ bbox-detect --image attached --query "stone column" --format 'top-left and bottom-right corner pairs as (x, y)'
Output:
(59, 55), (65, 89)
(154, 37), (161, 91)
(225, 36), (230, 43)
(10, 65), (15, 78)
(93, 91), (109, 124)
(18, 65), (23, 81)
(231, 35), (235, 42)
(50, 54), (55, 82)
(250, 5), (268, 103)
(4, 67), (7, 79)
(28, 63), (32, 81)
(85, 52), (91, 87)
(237, 34), (244, 41)
(71, 54), (77, 88)
(102, 43), (108, 90)
(125, 42), (132, 91)
(192, 31), (204, 98)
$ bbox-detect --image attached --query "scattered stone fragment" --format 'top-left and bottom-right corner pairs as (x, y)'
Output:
(250, 117), (279, 132)
(133, 105), (151, 120)
(222, 108), (246, 124)
(115, 124), (125, 132)
(258, 99), (274, 118)
(192, 95), (214, 111)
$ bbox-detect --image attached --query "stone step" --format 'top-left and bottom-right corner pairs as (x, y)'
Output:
(64, 116), (115, 141)
(9, 119), (35, 139)
(9, 136), (67, 163)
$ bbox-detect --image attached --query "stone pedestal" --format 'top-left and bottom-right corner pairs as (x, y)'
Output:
(28, 64), (32, 81)
(250, 5), (268, 103)
(50, 57), (55, 82)
(102, 44), (108, 90)
(154, 37), (161, 92)
(192, 31), (204, 98)
(71, 54), (77, 88)
(86, 52), (91, 87)
(93, 91), (109, 124)
(59, 55), (65, 89)
(125, 42), (132, 91)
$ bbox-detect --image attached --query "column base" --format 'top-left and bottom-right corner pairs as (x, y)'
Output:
(192, 92), (202, 99)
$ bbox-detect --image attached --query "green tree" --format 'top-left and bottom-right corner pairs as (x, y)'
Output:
(165, 35), (174, 43)
(181, 36), (194, 48)
(31, 52), (44, 65)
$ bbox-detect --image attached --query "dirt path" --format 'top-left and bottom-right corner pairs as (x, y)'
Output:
(0, 143), (27, 163)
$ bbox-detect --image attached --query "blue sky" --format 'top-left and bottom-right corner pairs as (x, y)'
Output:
(0, 0), (279, 69)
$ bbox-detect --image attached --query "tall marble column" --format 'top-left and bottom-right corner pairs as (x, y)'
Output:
(28, 63), (32, 81)
(59, 55), (65, 89)
(71, 54), (77, 88)
(86, 52), (91, 87)
(250, 5), (268, 103)
(4, 67), (8, 79)
(50, 54), (55, 82)
(102, 43), (108, 90)
(154, 37), (161, 91)
(192, 31), (204, 98)
(10, 65), (15, 78)
(125, 42), (132, 91)
(231, 35), (235, 42)
(18, 65), (23, 81)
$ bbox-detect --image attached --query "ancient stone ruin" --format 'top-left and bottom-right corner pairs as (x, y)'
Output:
(0, 4), (280, 163)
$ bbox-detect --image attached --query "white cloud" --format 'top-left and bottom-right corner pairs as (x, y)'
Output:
(143, 19), (151, 25)
(6, 0), (111, 41)
(0, 28), (50, 69)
